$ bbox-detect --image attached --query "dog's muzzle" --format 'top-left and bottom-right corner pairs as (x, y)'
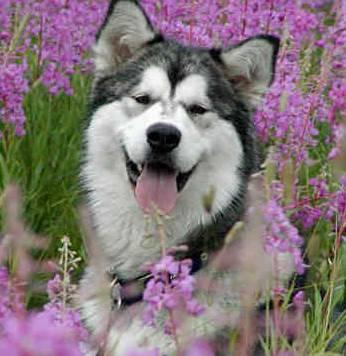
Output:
(124, 123), (195, 215)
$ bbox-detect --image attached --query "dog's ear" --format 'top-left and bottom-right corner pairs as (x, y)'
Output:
(93, 0), (156, 72)
(219, 35), (279, 109)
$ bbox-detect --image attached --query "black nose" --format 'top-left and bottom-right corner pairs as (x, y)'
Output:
(147, 123), (181, 153)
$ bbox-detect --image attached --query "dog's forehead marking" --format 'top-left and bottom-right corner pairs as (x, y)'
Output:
(134, 66), (209, 107)
(135, 66), (171, 99)
(174, 74), (209, 106)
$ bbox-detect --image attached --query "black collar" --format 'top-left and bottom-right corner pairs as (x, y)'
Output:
(107, 201), (244, 309)
(107, 250), (207, 309)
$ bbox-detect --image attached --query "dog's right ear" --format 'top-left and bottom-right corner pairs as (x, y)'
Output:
(218, 35), (280, 110)
(93, 1), (156, 72)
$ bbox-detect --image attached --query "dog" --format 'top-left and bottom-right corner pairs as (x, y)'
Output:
(78, 1), (284, 354)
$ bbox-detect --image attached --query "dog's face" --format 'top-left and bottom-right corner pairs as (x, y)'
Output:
(86, 1), (279, 217)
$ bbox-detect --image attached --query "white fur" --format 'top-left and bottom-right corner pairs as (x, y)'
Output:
(174, 74), (211, 108)
(134, 66), (171, 100)
(83, 65), (243, 278)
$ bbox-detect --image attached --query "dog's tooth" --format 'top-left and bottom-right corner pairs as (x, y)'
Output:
(137, 164), (143, 172)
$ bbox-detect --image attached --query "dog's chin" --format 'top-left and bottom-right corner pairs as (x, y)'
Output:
(124, 150), (195, 213)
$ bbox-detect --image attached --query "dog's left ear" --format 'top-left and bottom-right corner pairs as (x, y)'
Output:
(93, 0), (156, 72)
(219, 35), (279, 109)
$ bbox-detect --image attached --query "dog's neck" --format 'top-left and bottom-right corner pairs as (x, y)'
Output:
(105, 202), (244, 309)
(86, 162), (248, 280)
(105, 192), (245, 281)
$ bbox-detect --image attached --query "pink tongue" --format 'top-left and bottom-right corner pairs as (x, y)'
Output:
(135, 165), (178, 214)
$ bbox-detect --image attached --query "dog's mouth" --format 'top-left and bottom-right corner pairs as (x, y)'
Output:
(125, 151), (194, 214)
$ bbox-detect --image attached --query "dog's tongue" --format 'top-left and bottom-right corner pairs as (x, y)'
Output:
(135, 165), (178, 214)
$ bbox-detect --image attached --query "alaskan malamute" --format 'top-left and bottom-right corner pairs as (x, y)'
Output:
(78, 0), (283, 354)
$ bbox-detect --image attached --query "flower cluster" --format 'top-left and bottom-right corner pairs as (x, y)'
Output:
(0, 267), (24, 323)
(183, 339), (214, 356)
(142, 255), (204, 334)
(0, 267), (87, 354)
(43, 274), (88, 343)
(0, 0), (107, 136)
(264, 199), (304, 274)
(0, 313), (82, 355)
(0, 232), (87, 354)
(141, 0), (320, 47)
(0, 62), (29, 137)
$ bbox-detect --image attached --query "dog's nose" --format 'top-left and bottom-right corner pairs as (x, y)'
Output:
(147, 123), (181, 152)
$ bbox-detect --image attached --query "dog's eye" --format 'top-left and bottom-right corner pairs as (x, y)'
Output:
(133, 95), (151, 105)
(188, 105), (208, 115)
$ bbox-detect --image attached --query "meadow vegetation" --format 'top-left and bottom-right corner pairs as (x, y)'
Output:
(0, 0), (345, 354)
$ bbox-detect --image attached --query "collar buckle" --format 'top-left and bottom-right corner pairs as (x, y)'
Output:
(110, 278), (122, 310)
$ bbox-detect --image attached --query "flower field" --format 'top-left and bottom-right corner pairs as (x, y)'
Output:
(0, 0), (345, 355)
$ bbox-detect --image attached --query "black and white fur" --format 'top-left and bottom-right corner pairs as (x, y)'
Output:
(78, 1), (284, 354)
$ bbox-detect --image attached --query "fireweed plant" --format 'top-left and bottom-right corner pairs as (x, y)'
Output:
(0, 0), (345, 355)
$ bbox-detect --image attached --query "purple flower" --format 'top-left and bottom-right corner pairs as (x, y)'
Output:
(47, 274), (63, 301)
(0, 62), (29, 136)
(42, 302), (89, 343)
(0, 267), (24, 323)
(44, 274), (89, 342)
(0, 0), (108, 136)
(0, 267), (12, 322)
(264, 199), (304, 274)
(125, 348), (160, 356)
(184, 339), (214, 356)
(293, 291), (305, 311)
(142, 254), (204, 333)
(0, 313), (82, 355)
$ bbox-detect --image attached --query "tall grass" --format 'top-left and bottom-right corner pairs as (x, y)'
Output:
(0, 76), (90, 259)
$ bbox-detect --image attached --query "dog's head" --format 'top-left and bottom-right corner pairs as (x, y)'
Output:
(86, 0), (279, 216)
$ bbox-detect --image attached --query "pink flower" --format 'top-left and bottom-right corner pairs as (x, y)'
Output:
(0, 313), (82, 355)
(264, 199), (304, 274)
(142, 254), (204, 333)
(184, 339), (214, 356)
(125, 348), (160, 356)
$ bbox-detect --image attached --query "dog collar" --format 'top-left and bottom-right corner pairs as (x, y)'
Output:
(107, 271), (151, 310)
(107, 251), (207, 309)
